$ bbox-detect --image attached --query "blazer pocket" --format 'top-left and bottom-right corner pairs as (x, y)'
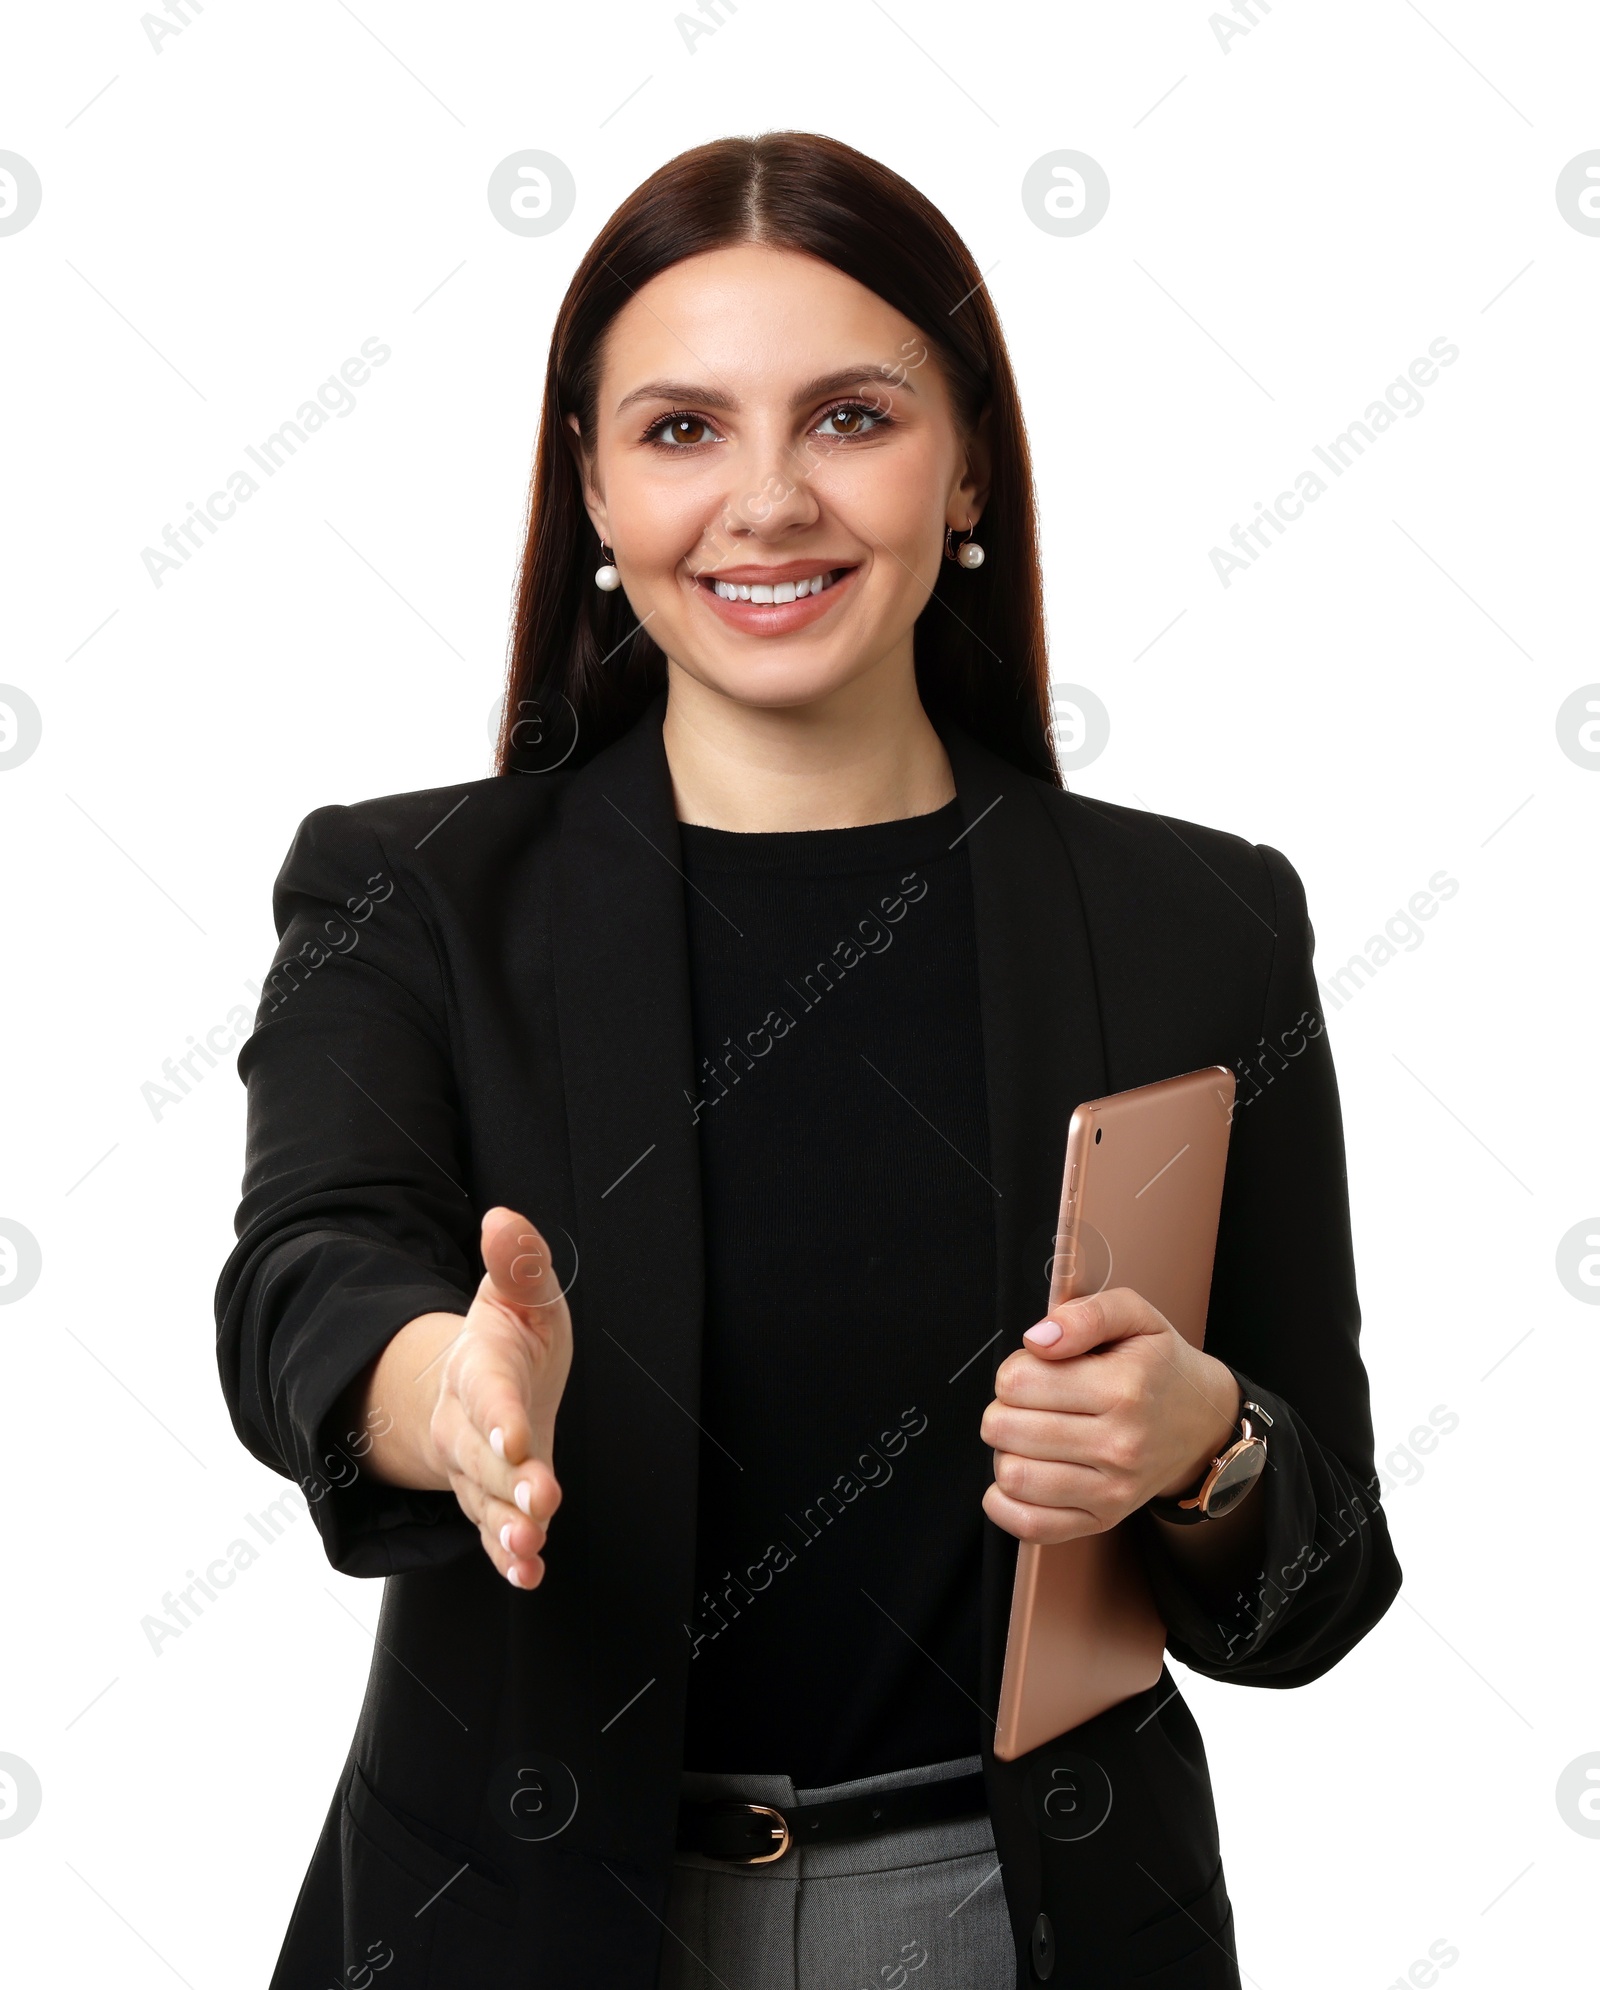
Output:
(340, 1762), (519, 1987)
(1127, 1862), (1238, 1988)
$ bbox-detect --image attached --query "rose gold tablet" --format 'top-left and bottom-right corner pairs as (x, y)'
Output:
(992, 1064), (1236, 1762)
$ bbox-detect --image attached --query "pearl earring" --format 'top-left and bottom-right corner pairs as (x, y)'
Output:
(594, 543), (621, 592)
(944, 524), (985, 569)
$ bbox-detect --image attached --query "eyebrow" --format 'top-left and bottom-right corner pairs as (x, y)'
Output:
(613, 366), (918, 417)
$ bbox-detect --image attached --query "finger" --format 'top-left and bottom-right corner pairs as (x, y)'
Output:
(982, 1481), (1104, 1545)
(1021, 1288), (1167, 1359)
(451, 1337), (539, 1473)
(433, 1387), (562, 1528)
(480, 1207), (564, 1317)
(992, 1348), (1123, 1414)
(981, 1401), (1103, 1460)
(452, 1466), (551, 1582)
(475, 1509), (547, 1591)
(991, 1449), (1109, 1511)
(485, 1495), (547, 1562)
(453, 1411), (562, 1527)
(480, 1494), (549, 1588)
(472, 1208), (576, 1453)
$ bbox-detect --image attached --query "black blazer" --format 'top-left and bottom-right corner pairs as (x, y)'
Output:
(217, 693), (1399, 1990)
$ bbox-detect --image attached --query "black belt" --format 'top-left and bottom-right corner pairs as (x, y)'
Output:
(677, 1770), (988, 1865)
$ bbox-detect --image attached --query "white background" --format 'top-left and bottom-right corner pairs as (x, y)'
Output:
(3, 2), (1597, 1984)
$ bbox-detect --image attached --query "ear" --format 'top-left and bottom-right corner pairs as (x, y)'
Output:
(948, 401), (993, 532)
(564, 412), (610, 544)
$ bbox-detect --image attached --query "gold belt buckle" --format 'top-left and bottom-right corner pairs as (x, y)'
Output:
(732, 1802), (791, 1864)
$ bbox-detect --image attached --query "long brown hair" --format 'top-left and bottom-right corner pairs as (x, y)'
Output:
(497, 131), (1057, 785)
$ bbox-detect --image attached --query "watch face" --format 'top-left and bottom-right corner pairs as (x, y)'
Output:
(1206, 1441), (1266, 1517)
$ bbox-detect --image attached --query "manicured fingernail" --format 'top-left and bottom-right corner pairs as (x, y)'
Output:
(500, 1522), (514, 1551)
(514, 1481), (532, 1515)
(506, 1563), (522, 1587)
(1024, 1319), (1063, 1347)
(490, 1427), (505, 1458)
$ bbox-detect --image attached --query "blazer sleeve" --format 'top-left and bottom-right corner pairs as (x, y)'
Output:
(214, 803), (481, 1579)
(1134, 842), (1402, 1684)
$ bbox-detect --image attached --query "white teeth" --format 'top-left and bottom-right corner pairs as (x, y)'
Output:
(710, 569), (839, 603)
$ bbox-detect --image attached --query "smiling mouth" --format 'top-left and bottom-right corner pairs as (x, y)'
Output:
(696, 565), (852, 604)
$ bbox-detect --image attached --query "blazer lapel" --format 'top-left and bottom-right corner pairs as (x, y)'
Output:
(936, 722), (1110, 1722)
(549, 692), (707, 1857)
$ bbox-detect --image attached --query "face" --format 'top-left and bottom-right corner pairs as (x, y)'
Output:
(569, 244), (986, 713)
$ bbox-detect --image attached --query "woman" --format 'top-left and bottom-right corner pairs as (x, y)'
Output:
(217, 132), (1400, 1990)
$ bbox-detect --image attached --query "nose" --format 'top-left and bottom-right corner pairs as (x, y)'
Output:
(716, 426), (824, 546)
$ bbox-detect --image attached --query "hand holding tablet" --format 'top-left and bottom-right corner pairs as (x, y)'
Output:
(990, 1065), (1238, 1761)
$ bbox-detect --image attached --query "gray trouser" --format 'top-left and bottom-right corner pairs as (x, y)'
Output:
(656, 1753), (1016, 1990)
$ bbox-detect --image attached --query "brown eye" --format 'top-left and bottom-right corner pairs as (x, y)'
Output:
(657, 415), (712, 447)
(815, 402), (888, 439)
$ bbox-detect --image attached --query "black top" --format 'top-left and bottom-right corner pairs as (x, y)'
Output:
(676, 798), (998, 1784)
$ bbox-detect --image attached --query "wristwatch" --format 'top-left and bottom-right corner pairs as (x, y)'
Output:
(1146, 1401), (1274, 1524)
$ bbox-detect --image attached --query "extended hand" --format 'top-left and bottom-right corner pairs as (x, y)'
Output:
(980, 1287), (1242, 1546)
(424, 1208), (575, 1587)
